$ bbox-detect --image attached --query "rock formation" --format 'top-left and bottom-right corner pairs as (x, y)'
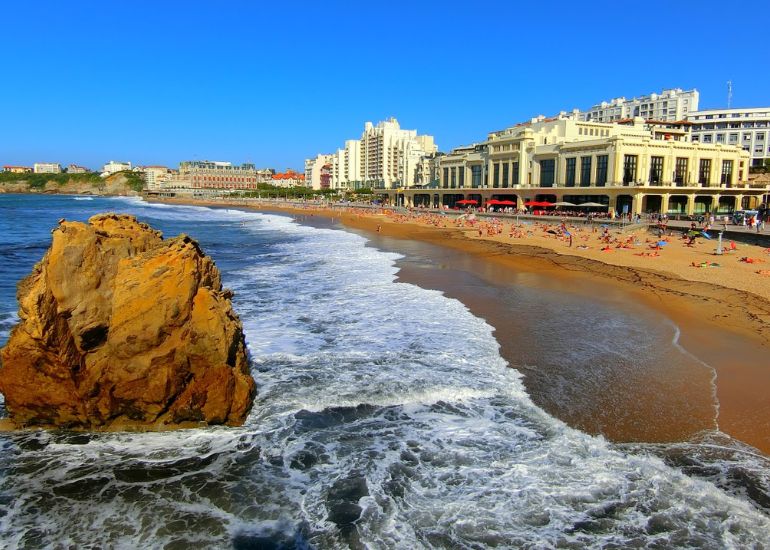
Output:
(0, 213), (256, 429)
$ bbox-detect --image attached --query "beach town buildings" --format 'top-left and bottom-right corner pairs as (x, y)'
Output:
(270, 169), (305, 188)
(66, 164), (90, 173)
(304, 118), (437, 190)
(381, 112), (768, 215)
(33, 163), (62, 174)
(578, 88), (699, 124)
(687, 107), (770, 167)
(142, 166), (170, 190)
(3, 165), (33, 173)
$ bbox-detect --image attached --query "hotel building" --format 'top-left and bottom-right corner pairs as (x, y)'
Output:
(142, 166), (170, 190)
(177, 161), (272, 190)
(33, 163), (62, 174)
(579, 88), (699, 124)
(688, 107), (770, 167)
(382, 113), (768, 215)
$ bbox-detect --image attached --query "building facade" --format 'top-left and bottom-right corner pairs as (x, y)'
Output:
(67, 164), (90, 173)
(385, 114), (765, 215)
(3, 165), (33, 173)
(688, 107), (770, 167)
(33, 163), (62, 174)
(579, 88), (699, 123)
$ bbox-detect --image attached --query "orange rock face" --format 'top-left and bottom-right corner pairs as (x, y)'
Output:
(0, 213), (256, 429)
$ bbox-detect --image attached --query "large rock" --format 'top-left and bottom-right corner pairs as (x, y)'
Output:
(0, 213), (256, 429)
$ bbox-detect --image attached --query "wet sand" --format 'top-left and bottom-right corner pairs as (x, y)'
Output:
(152, 199), (770, 454)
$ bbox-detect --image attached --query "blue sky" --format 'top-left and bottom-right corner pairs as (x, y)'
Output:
(2, 0), (769, 171)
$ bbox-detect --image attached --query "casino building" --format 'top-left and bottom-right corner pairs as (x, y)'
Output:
(383, 113), (769, 215)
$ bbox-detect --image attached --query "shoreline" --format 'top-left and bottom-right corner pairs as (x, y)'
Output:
(154, 198), (770, 453)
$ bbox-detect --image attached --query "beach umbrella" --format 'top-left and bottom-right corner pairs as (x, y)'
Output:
(497, 200), (517, 206)
(523, 200), (539, 206)
(576, 202), (607, 207)
(456, 199), (477, 205)
(552, 201), (576, 207)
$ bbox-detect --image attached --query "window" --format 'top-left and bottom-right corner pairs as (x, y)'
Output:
(471, 165), (482, 188)
(580, 157), (592, 187)
(502, 163), (509, 188)
(650, 156), (663, 185)
(699, 159), (711, 186)
(458, 166), (465, 187)
(493, 163), (500, 187)
(540, 159), (555, 187)
(729, 133), (739, 144)
(721, 160), (733, 186)
(757, 133), (765, 140)
(442, 167), (449, 188)
(674, 158), (688, 186)
(512, 162), (520, 185)
(450, 167), (457, 188)
(596, 155), (608, 186)
(565, 158), (576, 187)
(716, 134), (725, 143)
(623, 155), (637, 185)
(703, 134), (713, 143)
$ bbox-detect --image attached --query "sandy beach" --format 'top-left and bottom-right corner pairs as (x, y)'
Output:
(153, 197), (770, 453)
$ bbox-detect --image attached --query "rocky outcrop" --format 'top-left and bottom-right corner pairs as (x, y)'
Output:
(0, 213), (256, 429)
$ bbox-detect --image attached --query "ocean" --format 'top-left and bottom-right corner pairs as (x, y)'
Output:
(0, 194), (768, 549)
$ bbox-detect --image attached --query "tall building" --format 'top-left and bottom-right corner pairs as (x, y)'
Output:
(688, 107), (770, 167)
(33, 163), (62, 174)
(304, 118), (437, 190)
(360, 118), (437, 188)
(579, 88), (699, 123)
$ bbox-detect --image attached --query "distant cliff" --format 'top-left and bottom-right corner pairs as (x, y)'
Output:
(0, 171), (144, 195)
(0, 213), (256, 429)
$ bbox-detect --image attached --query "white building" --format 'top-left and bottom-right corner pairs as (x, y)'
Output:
(688, 107), (770, 167)
(33, 163), (61, 174)
(304, 118), (437, 191)
(66, 164), (89, 174)
(102, 160), (132, 176)
(579, 88), (699, 123)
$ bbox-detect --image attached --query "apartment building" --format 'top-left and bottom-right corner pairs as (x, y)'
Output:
(304, 118), (437, 190)
(688, 107), (770, 167)
(33, 163), (62, 174)
(142, 166), (170, 190)
(67, 164), (90, 173)
(579, 88), (699, 123)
